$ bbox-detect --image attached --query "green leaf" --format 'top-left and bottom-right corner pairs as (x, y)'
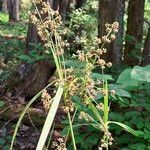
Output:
(91, 73), (114, 81)
(0, 138), (5, 144)
(19, 55), (35, 63)
(131, 65), (150, 82)
(145, 122), (150, 130)
(108, 121), (144, 137)
(137, 122), (144, 129)
(3, 145), (10, 150)
(109, 84), (131, 98)
(117, 69), (139, 87)
(128, 143), (146, 150)
(85, 133), (99, 145)
(19, 55), (31, 60)
(0, 100), (5, 107)
(61, 126), (69, 136)
(65, 60), (79, 67)
(35, 55), (46, 61)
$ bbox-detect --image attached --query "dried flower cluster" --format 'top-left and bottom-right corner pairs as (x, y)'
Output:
(51, 137), (67, 150)
(78, 111), (94, 122)
(72, 24), (118, 70)
(62, 99), (74, 113)
(30, 0), (64, 57)
(41, 89), (51, 110)
(99, 132), (114, 149)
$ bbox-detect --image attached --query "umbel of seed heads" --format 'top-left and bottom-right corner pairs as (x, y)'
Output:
(31, 1), (62, 41)
(72, 22), (119, 70)
(62, 21), (119, 113)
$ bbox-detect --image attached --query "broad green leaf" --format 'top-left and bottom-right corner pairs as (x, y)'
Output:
(109, 84), (131, 98)
(110, 112), (125, 122)
(128, 143), (146, 150)
(137, 122), (144, 129)
(125, 111), (141, 119)
(108, 121), (144, 137)
(117, 69), (139, 87)
(91, 73), (114, 81)
(61, 126), (69, 136)
(131, 65), (150, 82)
(35, 55), (46, 61)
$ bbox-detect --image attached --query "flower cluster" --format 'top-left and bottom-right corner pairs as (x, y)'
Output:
(99, 132), (114, 149)
(41, 89), (51, 110)
(30, 0), (65, 56)
(71, 22), (119, 69)
(78, 111), (94, 122)
(62, 99), (74, 113)
(51, 137), (67, 150)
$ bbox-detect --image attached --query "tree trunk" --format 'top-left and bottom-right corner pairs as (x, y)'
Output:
(59, 0), (68, 20)
(98, 0), (125, 65)
(12, 0), (20, 21)
(67, 0), (75, 11)
(25, 20), (38, 53)
(141, 26), (150, 66)
(124, 0), (145, 66)
(0, 1), (2, 11)
(7, 0), (13, 21)
(52, 0), (59, 10)
(7, 0), (20, 21)
(2, 0), (8, 13)
(14, 1), (55, 97)
(75, 0), (86, 9)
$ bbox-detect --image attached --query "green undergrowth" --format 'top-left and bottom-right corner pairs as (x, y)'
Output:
(0, 12), (28, 36)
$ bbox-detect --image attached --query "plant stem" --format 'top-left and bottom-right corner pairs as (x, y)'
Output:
(104, 81), (108, 124)
(103, 81), (109, 150)
(67, 112), (77, 150)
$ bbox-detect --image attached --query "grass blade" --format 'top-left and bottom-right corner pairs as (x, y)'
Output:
(10, 83), (53, 150)
(108, 121), (144, 137)
(36, 84), (64, 150)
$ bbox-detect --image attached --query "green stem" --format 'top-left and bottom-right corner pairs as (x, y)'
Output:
(46, 123), (55, 149)
(85, 93), (108, 134)
(104, 81), (108, 124)
(67, 112), (77, 150)
(65, 108), (77, 144)
(103, 81), (109, 150)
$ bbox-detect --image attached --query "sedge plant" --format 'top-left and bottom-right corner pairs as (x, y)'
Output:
(10, 1), (143, 150)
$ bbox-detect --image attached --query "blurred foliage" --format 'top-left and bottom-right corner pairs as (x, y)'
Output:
(0, 36), (24, 83)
